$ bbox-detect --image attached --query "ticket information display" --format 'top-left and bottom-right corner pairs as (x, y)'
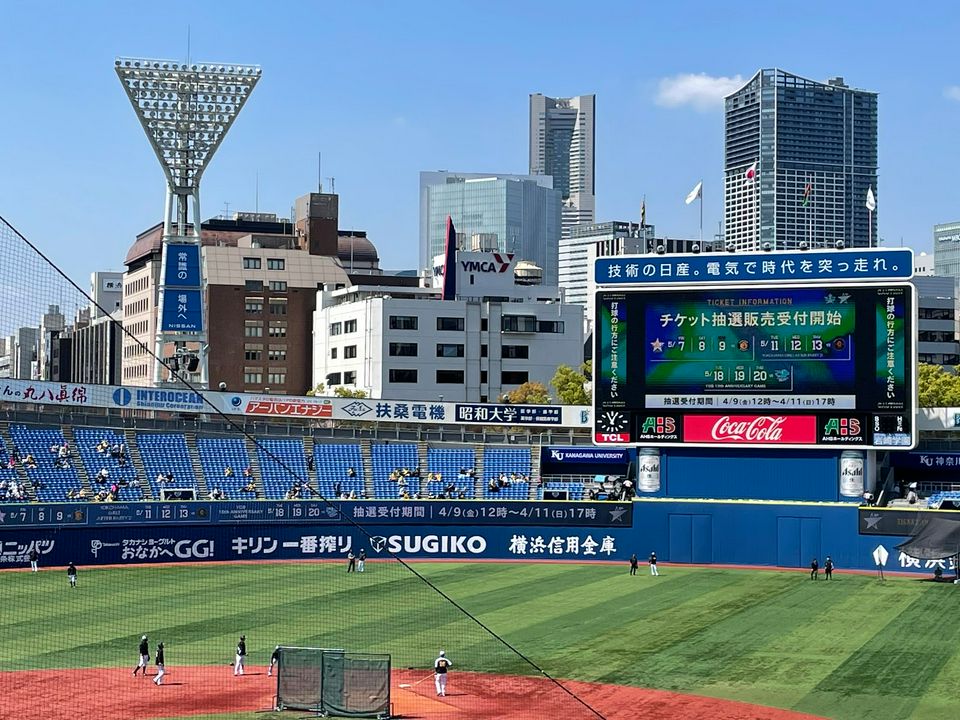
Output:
(594, 283), (916, 449)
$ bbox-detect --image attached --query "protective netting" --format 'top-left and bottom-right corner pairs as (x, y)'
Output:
(276, 649), (391, 717)
(0, 211), (608, 719)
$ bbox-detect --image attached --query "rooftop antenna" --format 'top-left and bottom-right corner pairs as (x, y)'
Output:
(328, 177), (335, 194)
(224, 201), (231, 219)
(186, 26), (190, 66)
(318, 151), (322, 193)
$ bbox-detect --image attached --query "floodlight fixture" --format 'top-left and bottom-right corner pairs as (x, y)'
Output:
(115, 57), (261, 387)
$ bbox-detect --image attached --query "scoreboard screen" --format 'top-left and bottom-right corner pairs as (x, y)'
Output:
(594, 283), (915, 449)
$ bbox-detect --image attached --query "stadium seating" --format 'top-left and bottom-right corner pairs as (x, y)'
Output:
(73, 428), (143, 501)
(482, 447), (531, 499)
(426, 447), (476, 498)
(257, 438), (310, 500)
(196, 437), (256, 500)
(7, 425), (82, 502)
(312, 442), (364, 498)
(136, 433), (198, 498)
(371, 443), (419, 498)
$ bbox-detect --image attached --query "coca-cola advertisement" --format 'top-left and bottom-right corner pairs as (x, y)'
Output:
(683, 415), (818, 445)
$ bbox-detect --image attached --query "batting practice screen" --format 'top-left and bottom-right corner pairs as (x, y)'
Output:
(594, 283), (916, 449)
(276, 647), (390, 717)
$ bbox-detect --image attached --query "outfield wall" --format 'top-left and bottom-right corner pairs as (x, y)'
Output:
(0, 499), (947, 576)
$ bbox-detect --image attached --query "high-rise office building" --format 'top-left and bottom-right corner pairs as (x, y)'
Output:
(529, 93), (596, 238)
(724, 70), (878, 251)
(933, 222), (960, 281)
(422, 174), (562, 286)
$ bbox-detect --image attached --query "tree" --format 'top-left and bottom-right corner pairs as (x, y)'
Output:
(305, 383), (326, 397)
(917, 363), (960, 407)
(505, 381), (551, 405)
(552, 364), (590, 405)
(333, 386), (368, 399)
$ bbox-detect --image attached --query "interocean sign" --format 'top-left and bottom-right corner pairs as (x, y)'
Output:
(131, 389), (206, 411)
(683, 415), (818, 444)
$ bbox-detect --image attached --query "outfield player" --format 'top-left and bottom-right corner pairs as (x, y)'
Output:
(153, 642), (166, 685)
(434, 650), (451, 697)
(824, 556), (834, 580)
(649, 551), (659, 576)
(234, 635), (246, 676)
(29, 548), (39, 572)
(268, 645), (280, 676)
(347, 551), (356, 572)
(358, 549), (366, 573)
(629, 554), (638, 576)
(67, 562), (77, 589)
(133, 635), (150, 676)
(810, 557), (819, 580)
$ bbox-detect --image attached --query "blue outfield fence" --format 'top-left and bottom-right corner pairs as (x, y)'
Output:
(0, 499), (949, 576)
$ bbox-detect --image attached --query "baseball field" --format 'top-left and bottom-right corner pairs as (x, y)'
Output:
(1, 560), (958, 719)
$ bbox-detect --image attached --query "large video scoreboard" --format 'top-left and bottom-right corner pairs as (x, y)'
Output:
(594, 281), (916, 449)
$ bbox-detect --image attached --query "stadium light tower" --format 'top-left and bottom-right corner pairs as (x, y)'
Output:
(115, 57), (261, 387)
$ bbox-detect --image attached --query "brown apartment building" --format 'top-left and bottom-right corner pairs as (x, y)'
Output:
(122, 193), (368, 395)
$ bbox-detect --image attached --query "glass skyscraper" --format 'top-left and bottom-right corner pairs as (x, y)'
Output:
(424, 175), (562, 286)
(724, 70), (878, 251)
(529, 93), (596, 239)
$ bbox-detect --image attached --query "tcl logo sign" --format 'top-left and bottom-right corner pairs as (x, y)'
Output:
(683, 415), (817, 444)
(595, 432), (630, 443)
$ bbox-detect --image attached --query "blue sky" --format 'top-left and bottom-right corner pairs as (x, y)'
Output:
(1, 1), (958, 284)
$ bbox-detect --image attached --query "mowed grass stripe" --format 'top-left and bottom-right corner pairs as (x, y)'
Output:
(793, 584), (960, 720)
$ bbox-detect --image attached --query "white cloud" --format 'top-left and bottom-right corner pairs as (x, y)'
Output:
(944, 86), (960, 102)
(655, 73), (745, 111)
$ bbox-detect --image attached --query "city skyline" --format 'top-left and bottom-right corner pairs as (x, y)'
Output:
(1, 2), (958, 287)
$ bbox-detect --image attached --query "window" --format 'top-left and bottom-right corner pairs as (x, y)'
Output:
(502, 315), (537, 332)
(344, 345), (357, 359)
(436, 369), (465, 384)
(481, 344), (488, 358)
(389, 369), (418, 383)
(269, 280), (288, 292)
(244, 280), (263, 292)
(243, 372), (263, 384)
(502, 345), (529, 359)
(330, 322), (342, 336)
(267, 372), (286, 384)
(269, 300), (287, 316)
(244, 324), (263, 338)
(502, 371), (529, 385)
(268, 326), (287, 338)
(389, 315), (418, 330)
(331, 348), (338, 359)
(244, 349), (262, 361)
(481, 319), (488, 331)
(389, 342), (418, 357)
(245, 300), (263, 314)
(436, 343), (464, 358)
(344, 371), (357, 384)
(480, 370), (488, 383)
(538, 320), (565, 333)
(326, 372), (342, 385)
(267, 258), (285, 270)
(344, 319), (358, 333)
(268, 348), (287, 361)
(437, 317), (465, 331)
(243, 257), (261, 270)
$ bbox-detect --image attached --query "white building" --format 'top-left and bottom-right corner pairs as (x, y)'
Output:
(313, 251), (583, 402)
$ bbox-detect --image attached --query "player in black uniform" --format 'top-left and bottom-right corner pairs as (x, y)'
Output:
(153, 642), (166, 685)
(810, 557), (819, 580)
(67, 562), (77, 588)
(629, 554), (639, 575)
(133, 635), (150, 676)
(824, 556), (834, 580)
(268, 645), (280, 676)
(234, 635), (246, 676)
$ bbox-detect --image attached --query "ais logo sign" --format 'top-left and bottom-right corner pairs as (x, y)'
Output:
(641, 416), (675, 434)
(823, 418), (861, 436)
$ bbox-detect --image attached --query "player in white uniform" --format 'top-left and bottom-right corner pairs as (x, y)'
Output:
(434, 650), (452, 697)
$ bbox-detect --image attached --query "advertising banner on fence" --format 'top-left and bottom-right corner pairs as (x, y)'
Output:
(0, 378), (592, 428)
(0, 523), (636, 567)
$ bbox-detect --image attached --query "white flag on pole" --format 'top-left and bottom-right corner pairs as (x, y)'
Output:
(865, 186), (877, 212)
(685, 181), (703, 205)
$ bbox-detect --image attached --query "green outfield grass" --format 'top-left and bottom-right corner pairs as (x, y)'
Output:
(2, 562), (959, 720)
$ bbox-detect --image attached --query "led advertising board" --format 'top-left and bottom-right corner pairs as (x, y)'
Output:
(593, 283), (916, 449)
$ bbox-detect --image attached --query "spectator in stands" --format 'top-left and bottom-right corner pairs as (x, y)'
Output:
(334, 482), (342, 497)
(307, 453), (315, 471)
(224, 466), (235, 478)
(347, 467), (356, 478)
(110, 443), (122, 459)
(54, 456), (69, 469)
(242, 467), (252, 478)
(242, 480), (256, 494)
(49, 442), (59, 455)
(587, 487), (599, 501)
(95, 468), (109, 485)
(58, 444), (70, 460)
(348, 489), (357, 500)
(129, 478), (141, 490)
(66, 488), (77, 500)
(118, 455), (128, 468)
(389, 470), (399, 481)
(96, 440), (108, 454)
(488, 478), (500, 493)
(457, 490), (466, 499)
(906, 483), (919, 505)
(155, 472), (166, 485)
(208, 487), (224, 500)
(24, 454), (37, 469)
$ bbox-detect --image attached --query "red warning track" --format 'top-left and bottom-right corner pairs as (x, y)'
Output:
(0, 666), (825, 720)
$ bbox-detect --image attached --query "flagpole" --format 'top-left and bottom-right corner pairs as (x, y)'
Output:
(869, 209), (873, 246)
(699, 180), (703, 244)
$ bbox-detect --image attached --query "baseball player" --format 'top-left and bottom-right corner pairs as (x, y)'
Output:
(434, 650), (451, 697)
(347, 551), (356, 572)
(234, 635), (247, 676)
(358, 549), (366, 573)
(133, 635), (150, 676)
(268, 645), (280, 676)
(649, 551), (659, 576)
(153, 642), (166, 685)
(29, 548), (39, 572)
(67, 562), (77, 589)
(629, 554), (639, 576)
